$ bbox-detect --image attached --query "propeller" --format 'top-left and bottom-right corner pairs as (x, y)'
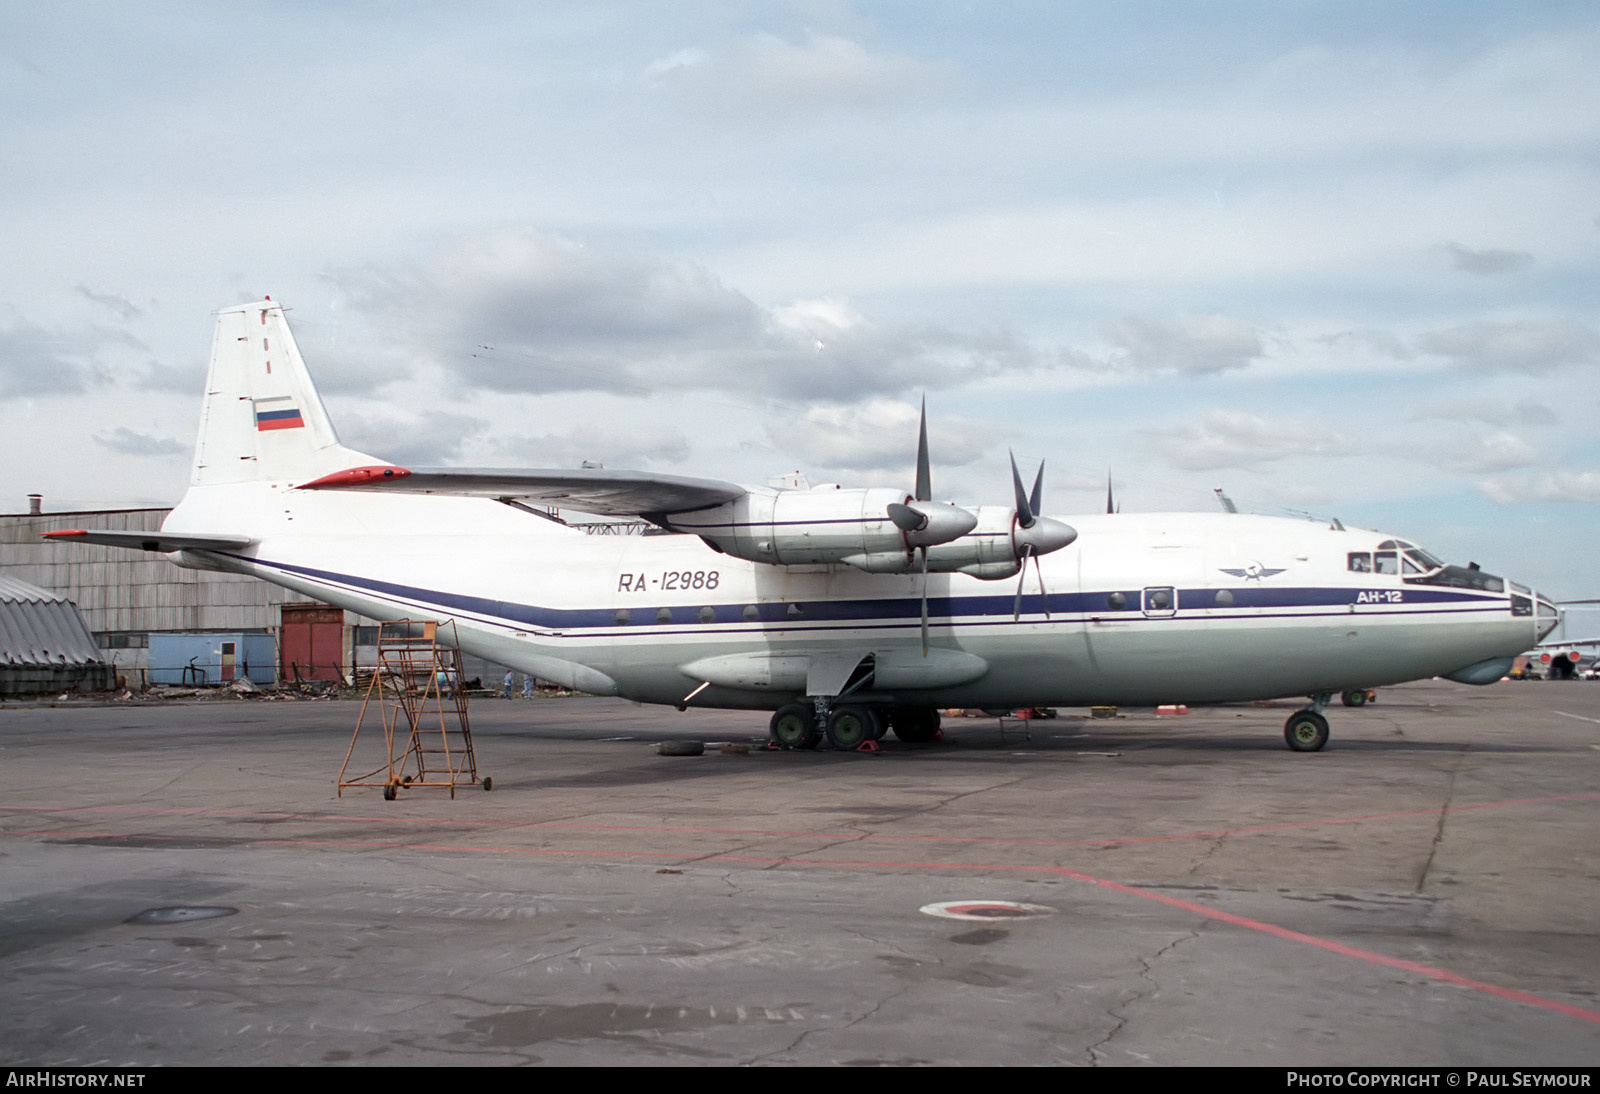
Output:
(886, 398), (977, 654)
(1009, 451), (1078, 621)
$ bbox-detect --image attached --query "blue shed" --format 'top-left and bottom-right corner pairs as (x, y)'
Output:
(148, 633), (277, 686)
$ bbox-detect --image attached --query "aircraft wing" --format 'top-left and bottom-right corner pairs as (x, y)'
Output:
(41, 530), (256, 553)
(296, 465), (746, 517)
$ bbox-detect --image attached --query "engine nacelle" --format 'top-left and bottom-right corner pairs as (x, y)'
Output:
(921, 506), (1025, 579)
(664, 491), (1073, 579)
(665, 486), (971, 571)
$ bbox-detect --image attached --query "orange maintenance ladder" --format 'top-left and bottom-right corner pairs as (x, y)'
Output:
(337, 619), (490, 799)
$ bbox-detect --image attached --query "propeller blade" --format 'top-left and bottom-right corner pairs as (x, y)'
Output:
(1029, 461), (1044, 518)
(914, 396), (931, 502)
(1013, 544), (1032, 621)
(920, 546), (930, 656)
(887, 502), (925, 533)
(1009, 451), (1036, 529)
(1106, 471), (1115, 515)
(1034, 551), (1049, 619)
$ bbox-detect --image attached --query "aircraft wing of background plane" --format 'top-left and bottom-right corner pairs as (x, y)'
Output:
(297, 464), (746, 518)
(40, 530), (256, 553)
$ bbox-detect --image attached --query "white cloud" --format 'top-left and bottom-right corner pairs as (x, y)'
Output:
(1431, 430), (1539, 474)
(1417, 318), (1600, 374)
(1441, 242), (1534, 276)
(1480, 470), (1600, 505)
(335, 230), (1045, 401)
(1423, 399), (1558, 429)
(1104, 315), (1265, 376)
(92, 428), (186, 458)
(495, 424), (692, 471)
(1152, 410), (1346, 472)
(333, 409), (487, 469)
(0, 319), (137, 396)
(647, 32), (943, 113)
(773, 399), (989, 482)
(642, 48), (708, 83)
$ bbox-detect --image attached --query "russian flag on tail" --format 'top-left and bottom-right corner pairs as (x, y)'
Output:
(253, 396), (304, 431)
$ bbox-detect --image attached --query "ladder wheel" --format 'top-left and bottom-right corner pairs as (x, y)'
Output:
(482, 777), (493, 791)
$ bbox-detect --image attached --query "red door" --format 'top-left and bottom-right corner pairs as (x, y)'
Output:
(280, 606), (344, 682)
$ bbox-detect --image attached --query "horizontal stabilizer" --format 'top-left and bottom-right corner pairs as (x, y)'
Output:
(296, 465), (746, 518)
(42, 529), (255, 553)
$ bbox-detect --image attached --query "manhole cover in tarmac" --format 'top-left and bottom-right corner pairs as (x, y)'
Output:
(920, 900), (1054, 921)
(126, 906), (238, 925)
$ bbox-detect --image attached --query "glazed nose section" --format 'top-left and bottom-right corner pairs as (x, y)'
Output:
(1534, 593), (1561, 643)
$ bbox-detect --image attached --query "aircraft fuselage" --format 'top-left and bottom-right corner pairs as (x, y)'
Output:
(166, 483), (1544, 712)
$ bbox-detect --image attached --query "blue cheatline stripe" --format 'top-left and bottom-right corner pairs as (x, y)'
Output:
(225, 552), (1509, 637)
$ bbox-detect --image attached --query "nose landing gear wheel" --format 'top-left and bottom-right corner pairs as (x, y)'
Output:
(1284, 710), (1330, 752)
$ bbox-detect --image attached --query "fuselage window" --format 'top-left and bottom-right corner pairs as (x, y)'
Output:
(1374, 551), (1399, 575)
(1348, 552), (1373, 573)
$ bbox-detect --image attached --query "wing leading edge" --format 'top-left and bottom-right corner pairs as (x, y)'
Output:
(295, 464), (746, 518)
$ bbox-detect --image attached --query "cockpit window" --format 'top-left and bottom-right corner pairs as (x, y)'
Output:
(1375, 551), (1399, 575)
(1405, 547), (1444, 571)
(1347, 552), (1372, 573)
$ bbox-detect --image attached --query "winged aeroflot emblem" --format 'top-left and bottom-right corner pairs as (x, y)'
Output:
(1219, 561), (1287, 582)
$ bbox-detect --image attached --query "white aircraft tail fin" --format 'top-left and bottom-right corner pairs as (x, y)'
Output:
(191, 300), (381, 486)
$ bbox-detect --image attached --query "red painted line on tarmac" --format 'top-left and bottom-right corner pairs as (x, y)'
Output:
(8, 820), (1600, 1029)
(4, 792), (1596, 849)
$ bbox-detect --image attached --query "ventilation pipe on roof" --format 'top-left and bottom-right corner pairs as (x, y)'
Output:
(27, 495), (41, 515)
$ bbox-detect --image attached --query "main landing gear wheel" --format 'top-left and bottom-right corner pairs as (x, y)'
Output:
(1340, 689), (1367, 707)
(889, 707), (940, 744)
(1284, 710), (1330, 752)
(826, 704), (880, 750)
(769, 702), (821, 750)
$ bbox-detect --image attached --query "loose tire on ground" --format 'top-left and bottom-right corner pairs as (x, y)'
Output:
(658, 740), (705, 757)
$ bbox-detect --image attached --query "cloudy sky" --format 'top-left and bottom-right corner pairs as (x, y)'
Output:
(3, 1), (1598, 611)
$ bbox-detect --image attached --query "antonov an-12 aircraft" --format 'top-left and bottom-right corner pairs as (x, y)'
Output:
(50, 300), (1561, 752)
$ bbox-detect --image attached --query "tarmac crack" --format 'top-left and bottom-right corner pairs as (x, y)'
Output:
(1415, 752), (1465, 894)
(1088, 928), (1199, 1066)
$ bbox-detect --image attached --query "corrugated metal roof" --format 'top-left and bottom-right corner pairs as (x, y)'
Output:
(0, 574), (106, 666)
